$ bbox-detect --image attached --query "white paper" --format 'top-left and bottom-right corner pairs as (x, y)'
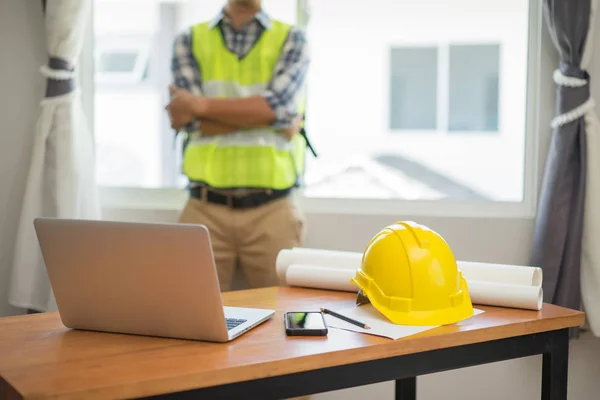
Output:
(286, 264), (357, 292)
(457, 261), (542, 286)
(323, 305), (485, 340)
(276, 248), (361, 281)
(467, 281), (543, 310)
(278, 248), (542, 286)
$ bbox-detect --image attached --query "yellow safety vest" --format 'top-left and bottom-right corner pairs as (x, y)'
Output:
(183, 20), (307, 190)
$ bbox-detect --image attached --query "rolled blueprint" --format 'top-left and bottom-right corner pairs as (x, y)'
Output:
(457, 261), (542, 286)
(276, 248), (362, 281)
(278, 249), (542, 286)
(276, 248), (544, 311)
(467, 281), (543, 311)
(286, 264), (358, 293)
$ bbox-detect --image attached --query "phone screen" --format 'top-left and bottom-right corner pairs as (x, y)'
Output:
(286, 312), (326, 330)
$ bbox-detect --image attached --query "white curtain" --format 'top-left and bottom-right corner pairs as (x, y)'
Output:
(8, 0), (100, 312)
(582, 0), (600, 336)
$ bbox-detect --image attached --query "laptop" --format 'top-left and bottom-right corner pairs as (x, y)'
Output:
(33, 218), (275, 342)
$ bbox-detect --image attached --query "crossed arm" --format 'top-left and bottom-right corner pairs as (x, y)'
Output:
(167, 89), (281, 136)
(167, 26), (309, 137)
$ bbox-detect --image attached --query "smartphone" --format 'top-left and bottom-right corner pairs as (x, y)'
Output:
(284, 311), (328, 336)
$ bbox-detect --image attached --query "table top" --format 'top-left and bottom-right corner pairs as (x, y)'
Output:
(0, 287), (584, 400)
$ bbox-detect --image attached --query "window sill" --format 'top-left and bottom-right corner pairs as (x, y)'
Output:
(99, 187), (536, 219)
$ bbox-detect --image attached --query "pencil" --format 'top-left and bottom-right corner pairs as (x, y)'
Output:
(321, 308), (371, 330)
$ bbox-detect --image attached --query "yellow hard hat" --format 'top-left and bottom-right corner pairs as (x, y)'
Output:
(351, 221), (473, 326)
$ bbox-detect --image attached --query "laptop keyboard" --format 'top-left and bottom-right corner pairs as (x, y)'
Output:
(226, 318), (247, 331)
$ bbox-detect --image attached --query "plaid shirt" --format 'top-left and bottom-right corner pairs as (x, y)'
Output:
(171, 9), (310, 133)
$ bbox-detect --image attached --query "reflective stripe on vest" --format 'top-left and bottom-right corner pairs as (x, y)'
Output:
(183, 20), (306, 190)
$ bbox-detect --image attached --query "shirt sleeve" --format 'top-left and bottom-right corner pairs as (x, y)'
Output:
(262, 26), (310, 129)
(170, 29), (202, 133)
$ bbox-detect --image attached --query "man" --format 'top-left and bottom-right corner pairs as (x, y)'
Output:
(167, 0), (310, 292)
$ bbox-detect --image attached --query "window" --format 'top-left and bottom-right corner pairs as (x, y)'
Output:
(303, 0), (532, 204)
(95, 36), (151, 85)
(448, 44), (500, 132)
(91, 0), (539, 214)
(389, 44), (500, 133)
(389, 47), (438, 130)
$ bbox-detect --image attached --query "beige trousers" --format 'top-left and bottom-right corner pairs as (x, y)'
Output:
(178, 194), (306, 291)
(179, 194), (309, 399)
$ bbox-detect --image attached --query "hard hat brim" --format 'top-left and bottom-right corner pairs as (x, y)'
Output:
(351, 272), (474, 326)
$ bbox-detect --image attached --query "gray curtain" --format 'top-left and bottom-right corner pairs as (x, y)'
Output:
(530, 0), (592, 336)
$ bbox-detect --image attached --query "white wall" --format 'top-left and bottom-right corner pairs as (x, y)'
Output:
(0, 0), (46, 317)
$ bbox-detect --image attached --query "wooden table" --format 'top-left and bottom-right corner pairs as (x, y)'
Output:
(0, 288), (584, 400)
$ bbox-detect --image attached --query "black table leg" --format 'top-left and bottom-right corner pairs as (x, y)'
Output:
(541, 328), (569, 400)
(395, 377), (416, 400)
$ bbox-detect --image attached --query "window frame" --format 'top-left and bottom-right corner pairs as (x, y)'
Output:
(88, 0), (543, 219)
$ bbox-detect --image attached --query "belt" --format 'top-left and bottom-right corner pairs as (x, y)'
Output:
(189, 186), (291, 209)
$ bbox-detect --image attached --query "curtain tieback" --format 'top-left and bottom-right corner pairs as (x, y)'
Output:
(41, 57), (76, 98)
(552, 68), (595, 128)
(40, 65), (75, 80)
